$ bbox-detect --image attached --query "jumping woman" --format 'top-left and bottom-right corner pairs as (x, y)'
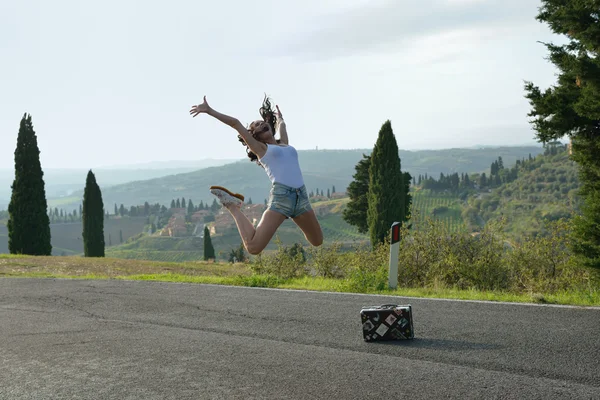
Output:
(189, 95), (323, 255)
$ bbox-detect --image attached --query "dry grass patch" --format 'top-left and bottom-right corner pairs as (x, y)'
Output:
(0, 254), (251, 278)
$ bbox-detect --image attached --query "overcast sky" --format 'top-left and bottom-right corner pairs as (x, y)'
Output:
(0, 0), (563, 169)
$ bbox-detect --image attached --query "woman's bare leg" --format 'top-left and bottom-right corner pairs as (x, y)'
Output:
(292, 210), (323, 247)
(226, 205), (287, 255)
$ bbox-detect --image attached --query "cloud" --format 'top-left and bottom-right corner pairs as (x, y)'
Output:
(273, 0), (535, 61)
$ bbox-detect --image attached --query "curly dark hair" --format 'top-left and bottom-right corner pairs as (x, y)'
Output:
(238, 94), (280, 167)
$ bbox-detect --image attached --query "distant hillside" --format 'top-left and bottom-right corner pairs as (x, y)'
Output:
(0, 217), (148, 256)
(44, 146), (545, 212)
(464, 148), (580, 239)
(0, 158), (238, 209)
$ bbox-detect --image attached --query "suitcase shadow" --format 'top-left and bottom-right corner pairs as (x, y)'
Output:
(371, 338), (502, 351)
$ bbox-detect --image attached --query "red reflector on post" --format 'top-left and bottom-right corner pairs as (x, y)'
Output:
(391, 222), (400, 244)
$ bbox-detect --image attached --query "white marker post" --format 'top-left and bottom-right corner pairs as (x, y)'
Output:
(388, 222), (401, 289)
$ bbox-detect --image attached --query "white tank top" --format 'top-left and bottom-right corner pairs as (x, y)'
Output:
(258, 144), (305, 188)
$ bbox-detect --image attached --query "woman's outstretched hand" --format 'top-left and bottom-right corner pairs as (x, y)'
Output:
(189, 96), (211, 117)
(275, 105), (284, 124)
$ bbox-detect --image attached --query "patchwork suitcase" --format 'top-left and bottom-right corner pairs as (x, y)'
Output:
(360, 304), (414, 342)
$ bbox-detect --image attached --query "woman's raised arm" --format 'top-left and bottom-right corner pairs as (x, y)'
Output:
(190, 96), (266, 156)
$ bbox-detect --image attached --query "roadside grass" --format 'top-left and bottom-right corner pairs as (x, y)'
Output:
(0, 254), (250, 278)
(1, 255), (598, 307)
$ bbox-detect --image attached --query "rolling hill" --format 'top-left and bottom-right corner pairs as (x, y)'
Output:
(2, 145), (558, 259)
(0, 217), (148, 256)
(464, 147), (580, 240)
(0, 158), (238, 210)
(43, 146), (545, 213)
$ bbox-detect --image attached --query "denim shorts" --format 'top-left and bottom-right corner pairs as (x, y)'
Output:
(268, 182), (313, 219)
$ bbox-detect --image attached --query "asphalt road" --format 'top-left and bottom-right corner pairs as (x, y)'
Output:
(1, 278), (599, 399)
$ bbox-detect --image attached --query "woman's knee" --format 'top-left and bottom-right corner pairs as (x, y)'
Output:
(246, 240), (267, 255)
(313, 234), (323, 247)
(309, 229), (324, 247)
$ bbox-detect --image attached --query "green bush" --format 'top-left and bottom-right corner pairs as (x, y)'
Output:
(307, 242), (346, 278)
(249, 237), (308, 279)
(245, 216), (596, 296)
(341, 241), (390, 292)
(395, 216), (594, 294)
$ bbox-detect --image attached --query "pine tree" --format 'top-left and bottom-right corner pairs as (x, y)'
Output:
(170, 199), (176, 209)
(187, 199), (194, 215)
(327, 188), (331, 198)
(479, 173), (487, 187)
(203, 226), (215, 260)
(114, 203), (118, 215)
(236, 242), (247, 262)
(119, 229), (123, 244)
(181, 197), (186, 209)
(367, 120), (411, 248)
(332, 185), (336, 194)
(342, 154), (371, 234)
(176, 198), (181, 208)
(7, 113), (52, 255)
(524, 1), (600, 269)
(228, 242), (247, 263)
(82, 170), (105, 257)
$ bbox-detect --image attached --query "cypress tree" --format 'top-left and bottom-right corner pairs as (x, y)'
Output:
(524, 0), (600, 269)
(203, 226), (215, 260)
(367, 120), (411, 248)
(82, 170), (105, 257)
(342, 154), (371, 234)
(7, 113), (52, 255)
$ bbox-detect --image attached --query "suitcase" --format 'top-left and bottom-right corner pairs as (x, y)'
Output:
(360, 304), (414, 342)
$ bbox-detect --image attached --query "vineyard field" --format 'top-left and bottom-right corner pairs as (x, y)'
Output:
(410, 191), (466, 233)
